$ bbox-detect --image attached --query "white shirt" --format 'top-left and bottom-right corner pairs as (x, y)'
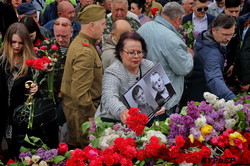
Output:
(192, 13), (208, 33)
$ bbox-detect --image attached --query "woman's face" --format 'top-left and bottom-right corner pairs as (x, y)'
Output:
(12, 34), (24, 55)
(11, 0), (22, 9)
(120, 39), (143, 72)
(29, 31), (37, 42)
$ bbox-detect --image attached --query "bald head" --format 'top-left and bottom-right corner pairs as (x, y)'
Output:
(53, 17), (73, 48)
(111, 20), (131, 42)
(57, 1), (75, 22)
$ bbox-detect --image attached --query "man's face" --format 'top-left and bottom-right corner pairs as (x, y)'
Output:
(104, 0), (112, 11)
(59, 6), (75, 23)
(193, 1), (208, 19)
(24, 13), (38, 24)
(212, 26), (235, 46)
(111, 2), (128, 21)
(224, 6), (241, 19)
(54, 25), (72, 47)
(182, 0), (194, 15)
(80, 0), (93, 7)
(216, 0), (225, 8)
(151, 73), (165, 93)
(134, 88), (146, 105)
(92, 18), (106, 40)
(130, 3), (141, 16)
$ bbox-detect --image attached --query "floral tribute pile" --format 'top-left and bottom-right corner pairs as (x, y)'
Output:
(4, 92), (250, 166)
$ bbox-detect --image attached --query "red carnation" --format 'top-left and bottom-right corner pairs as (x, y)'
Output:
(7, 159), (16, 166)
(42, 56), (51, 64)
(126, 108), (148, 135)
(33, 58), (44, 70)
(51, 43), (59, 50)
(175, 135), (185, 148)
(150, 8), (159, 17)
(58, 142), (68, 155)
(26, 59), (35, 67)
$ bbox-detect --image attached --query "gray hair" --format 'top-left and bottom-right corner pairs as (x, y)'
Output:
(111, 0), (128, 8)
(162, 2), (185, 20)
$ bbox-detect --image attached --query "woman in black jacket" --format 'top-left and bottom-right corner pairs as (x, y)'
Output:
(0, 22), (35, 159)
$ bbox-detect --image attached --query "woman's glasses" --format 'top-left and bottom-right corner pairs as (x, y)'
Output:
(122, 50), (144, 57)
(197, 7), (208, 12)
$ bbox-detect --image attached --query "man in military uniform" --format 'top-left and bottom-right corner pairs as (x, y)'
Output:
(104, 0), (140, 34)
(60, 4), (106, 148)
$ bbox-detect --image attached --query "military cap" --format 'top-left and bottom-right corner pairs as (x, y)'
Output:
(78, 4), (106, 24)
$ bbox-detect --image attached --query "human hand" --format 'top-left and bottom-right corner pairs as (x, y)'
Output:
(187, 48), (194, 57)
(227, 65), (234, 77)
(155, 107), (165, 116)
(30, 83), (38, 96)
(120, 109), (129, 124)
(240, 84), (250, 92)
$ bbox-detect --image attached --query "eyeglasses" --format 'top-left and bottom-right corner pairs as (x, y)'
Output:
(122, 50), (144, 57)
(222, 33), (236, 38)
(197, 7), (208, 12)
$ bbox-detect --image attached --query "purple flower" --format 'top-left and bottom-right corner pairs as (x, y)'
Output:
(42, 149), (58, 161)
(19, 152), (32, 158)
(89, 135), (96, 141)
(170, 113), (182, 124)
(213, 120), (225, 131)
(182, 115), (195, 128)
(89, 121), (96, 132)
(205, 115), (215, 124)
(187, 101), (201, 119)
(112, 124), (121, 131)
(190, 127), (200, 139)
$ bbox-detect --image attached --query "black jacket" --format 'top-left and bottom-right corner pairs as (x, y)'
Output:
(0, 2), (18, 41)
(239, 27), (250, 85)
(0, 61), (31, 141)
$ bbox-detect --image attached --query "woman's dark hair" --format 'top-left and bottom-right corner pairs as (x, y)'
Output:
(20, 16), (45, 43)
(115, 31), (147, 61)
(130, 0), (146, 13)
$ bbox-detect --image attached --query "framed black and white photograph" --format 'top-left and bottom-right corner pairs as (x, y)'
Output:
(123, 63), (176, 121)
(123, 79), (158, 121)
(143, 63), (176, 107)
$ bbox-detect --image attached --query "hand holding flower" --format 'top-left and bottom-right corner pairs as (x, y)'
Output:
(120, 109), (129, 124)
(155, 107), (165, 116)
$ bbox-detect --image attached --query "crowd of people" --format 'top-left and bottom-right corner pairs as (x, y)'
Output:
(0, 0), (250, 162)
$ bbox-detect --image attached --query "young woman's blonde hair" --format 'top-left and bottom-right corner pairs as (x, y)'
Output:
(0, 22), (35, 80)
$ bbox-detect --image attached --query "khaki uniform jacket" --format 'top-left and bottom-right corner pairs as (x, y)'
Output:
(61, 32), (102, 117)
(144, 1), (163, 18)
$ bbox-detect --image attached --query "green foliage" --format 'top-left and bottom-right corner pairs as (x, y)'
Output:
(178, 21), (197, 49)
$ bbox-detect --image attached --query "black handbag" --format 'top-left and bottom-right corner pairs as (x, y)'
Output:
(12, 97), (57, 132)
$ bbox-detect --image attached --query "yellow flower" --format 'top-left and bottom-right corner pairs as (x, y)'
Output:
(201, 125), (213, 135)
(188, 134), (195, 143)
(229, 132), (247, 146)
(198, 135), (205, 142)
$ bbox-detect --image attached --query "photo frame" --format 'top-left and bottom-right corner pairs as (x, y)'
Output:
(123, 63), (176, 122)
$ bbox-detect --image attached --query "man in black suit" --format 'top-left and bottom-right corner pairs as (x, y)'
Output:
(150, 72), (175, 108)
(182, 0), (215, 34)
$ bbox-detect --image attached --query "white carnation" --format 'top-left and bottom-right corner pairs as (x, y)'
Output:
(32, 155), (41, 163)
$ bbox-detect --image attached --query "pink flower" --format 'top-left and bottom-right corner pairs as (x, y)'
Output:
(51, 43), (59, 50)
(58, 142), (68, 155)
(39, 46), (47, 50)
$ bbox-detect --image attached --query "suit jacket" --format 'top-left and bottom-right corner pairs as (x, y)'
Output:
(155, 83), (176, 107)
(182, 13), (215, 29)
